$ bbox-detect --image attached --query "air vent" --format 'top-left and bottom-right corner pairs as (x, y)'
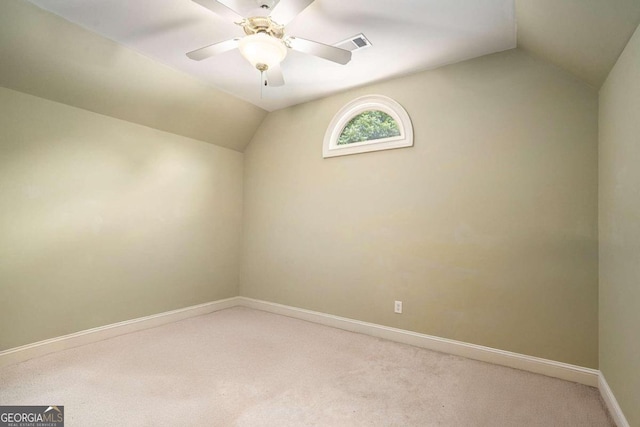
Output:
(334, 33), (372, 52)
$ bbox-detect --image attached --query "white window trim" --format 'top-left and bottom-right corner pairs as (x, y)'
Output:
(323, 95), (413, 158)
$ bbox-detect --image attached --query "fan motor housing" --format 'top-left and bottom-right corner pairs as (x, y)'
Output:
(241, 16), (285, 39)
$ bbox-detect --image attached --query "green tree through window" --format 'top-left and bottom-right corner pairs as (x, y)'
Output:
(337, 110), (401, 145)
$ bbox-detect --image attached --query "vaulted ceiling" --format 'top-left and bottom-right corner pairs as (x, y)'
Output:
(2, 0), (640, 150)
(0, 0), (267, 151)
(22, 0), (517, 111)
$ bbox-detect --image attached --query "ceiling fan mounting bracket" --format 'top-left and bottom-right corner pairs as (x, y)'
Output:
(239, 16), (285, 39)
(256, 0), (277, 10)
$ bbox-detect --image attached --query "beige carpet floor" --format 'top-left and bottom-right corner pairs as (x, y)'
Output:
(0, 307), (613, 426)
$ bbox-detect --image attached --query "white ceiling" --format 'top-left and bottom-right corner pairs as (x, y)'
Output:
(26, 0), (516, 111)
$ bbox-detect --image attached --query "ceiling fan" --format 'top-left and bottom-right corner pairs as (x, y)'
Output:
(186, 0), (353, 87)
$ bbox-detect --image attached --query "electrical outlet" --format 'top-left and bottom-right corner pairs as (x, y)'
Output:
(394, 300), (403, 314)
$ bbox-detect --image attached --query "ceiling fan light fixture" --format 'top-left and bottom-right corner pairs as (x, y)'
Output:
(238, 33), (288, 70)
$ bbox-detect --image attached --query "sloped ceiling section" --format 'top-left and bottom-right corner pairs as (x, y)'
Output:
(22, 0), (517, 112)
(0, 1), (267, 152)
(516, 0), (640, 88)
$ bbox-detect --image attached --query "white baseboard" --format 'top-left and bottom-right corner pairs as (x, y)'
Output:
(3, 295), (622, 421)
(237, 297), (599, 387)
(599, 373), (630, 427)
(0, 296), (241, 368)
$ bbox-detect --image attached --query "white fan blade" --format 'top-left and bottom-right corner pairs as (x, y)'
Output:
(191, 0), (243, 21)
(288, 37), (352, 65)
(266, 63), (285, 86)
(270, 0), (315, 25)
(186, 38), (240, 61)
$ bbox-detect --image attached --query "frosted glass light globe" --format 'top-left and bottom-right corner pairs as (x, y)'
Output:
(238, 33), (288, 70)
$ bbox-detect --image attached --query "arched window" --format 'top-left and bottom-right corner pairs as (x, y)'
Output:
(323, 95), (413, 158)
(338, 110), (401, 145)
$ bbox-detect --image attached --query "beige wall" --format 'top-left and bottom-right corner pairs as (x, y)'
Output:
(0, 88), (243, 350)
(599, 24), (640, 427)
(241, 49), (599, 368)
(0, 1), (267, 152)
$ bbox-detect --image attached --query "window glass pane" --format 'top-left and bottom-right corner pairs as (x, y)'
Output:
(338, 110), (401, 145)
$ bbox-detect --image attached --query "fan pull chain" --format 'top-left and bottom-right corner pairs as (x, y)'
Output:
(260, 70), (265, 99)
(256, 63), (269, 99)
